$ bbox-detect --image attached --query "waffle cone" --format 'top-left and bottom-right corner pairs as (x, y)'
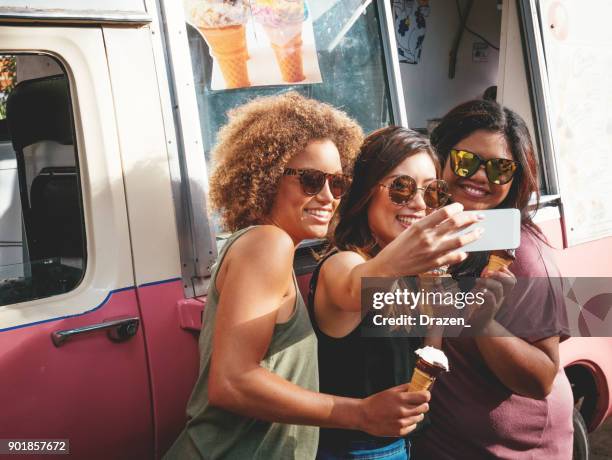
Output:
(408, 367), (436, 391)
(408, 358), (446, 391)
(264, 24), (305, 82)
(271, 40), (305, 82)
(486, 254), (513, 272)
(200, 25), (250, 88)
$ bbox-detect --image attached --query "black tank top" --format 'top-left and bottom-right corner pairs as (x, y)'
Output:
(307, 252), (422, 448)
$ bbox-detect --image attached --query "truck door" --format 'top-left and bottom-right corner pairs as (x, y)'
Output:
(0, 27), (154, 459)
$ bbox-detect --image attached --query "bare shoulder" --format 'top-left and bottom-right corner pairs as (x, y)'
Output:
(226, 225), (295, 272)
(320, 250), (367, 278)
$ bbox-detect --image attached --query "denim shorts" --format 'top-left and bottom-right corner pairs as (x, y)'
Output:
(316, 438), (409, 460)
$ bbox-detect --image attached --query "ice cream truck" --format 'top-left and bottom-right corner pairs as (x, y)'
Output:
(0, 0), (610, 458)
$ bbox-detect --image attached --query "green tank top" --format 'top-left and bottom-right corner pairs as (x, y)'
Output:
(164, 226), (319, 460)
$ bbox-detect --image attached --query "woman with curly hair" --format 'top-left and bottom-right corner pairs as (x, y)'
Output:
(165, 93), (449, 460)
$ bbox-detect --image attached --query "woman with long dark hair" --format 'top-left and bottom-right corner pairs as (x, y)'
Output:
(308, 126), (493, 459)
(412, 99), (573, 459)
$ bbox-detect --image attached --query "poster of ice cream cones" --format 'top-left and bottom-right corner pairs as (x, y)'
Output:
(183, 0), (323, 90)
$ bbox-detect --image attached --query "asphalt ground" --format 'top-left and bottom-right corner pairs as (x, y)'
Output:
(591, 417), (612, 459)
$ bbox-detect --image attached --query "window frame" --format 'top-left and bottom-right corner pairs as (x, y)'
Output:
(0, 25), (136, 328)
(150, 0), (413, 295)
(148, 0), (218, 298)
(516, 0), (561, 198)
(0, 52), (88, 308)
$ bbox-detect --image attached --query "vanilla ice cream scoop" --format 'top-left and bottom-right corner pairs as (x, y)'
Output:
(415, 346), (449, 371)
(408, 347), (449, 392)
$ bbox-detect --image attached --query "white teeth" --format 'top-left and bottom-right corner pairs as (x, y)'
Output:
(463, 185), (487, 196)
(305, 209), (331, 218)
(397, 216), (419, 225)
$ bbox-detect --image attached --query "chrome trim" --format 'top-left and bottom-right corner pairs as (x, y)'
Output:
(150, 0), (217, 296)
(531, 193), (561, 206)
(144, 0), (197, 298)
(516, 0), (560, 196)
(0, 8), (151, 25)
(52, 317), (140, 347)
(378, 0), (408, 127)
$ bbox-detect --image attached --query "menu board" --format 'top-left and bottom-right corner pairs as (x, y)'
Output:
(540, 0), (612, 245)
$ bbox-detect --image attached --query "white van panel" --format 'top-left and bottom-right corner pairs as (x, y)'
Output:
(102, 26), (182, 287)
(0, 26), (134, 328)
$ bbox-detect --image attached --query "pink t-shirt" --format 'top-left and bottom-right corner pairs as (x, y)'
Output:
(412, 230), (574, 460)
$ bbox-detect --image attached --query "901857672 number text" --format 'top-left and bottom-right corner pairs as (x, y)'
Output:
(0, 440), (69, 455)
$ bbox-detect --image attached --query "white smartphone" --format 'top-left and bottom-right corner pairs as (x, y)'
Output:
(455, 208), (521, 253)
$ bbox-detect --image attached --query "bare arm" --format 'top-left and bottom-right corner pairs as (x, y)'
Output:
(320, 203), (483, 314)
(208, 226), (429, 436)
(474, 326), (559, 399)
(473, 268), (560, 399)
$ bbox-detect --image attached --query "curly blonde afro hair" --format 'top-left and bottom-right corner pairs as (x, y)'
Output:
(209, 92), (364, 232)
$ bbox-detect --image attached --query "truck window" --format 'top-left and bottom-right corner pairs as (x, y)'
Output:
(186, 0), (393, 152)
(396, 0), (549, 195)
(0, 54), (85, 307)
(180, 0), (395, 234)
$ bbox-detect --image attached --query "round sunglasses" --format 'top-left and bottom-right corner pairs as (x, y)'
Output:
(379, 176), (450, 209)
(283, 168), (351, 199)
(450, 149), (519, 185)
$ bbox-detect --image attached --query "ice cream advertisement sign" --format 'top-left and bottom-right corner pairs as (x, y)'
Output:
(183, 0), (323, 90)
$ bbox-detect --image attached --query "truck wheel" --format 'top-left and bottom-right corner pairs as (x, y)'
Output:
(573, 407), (590, 460)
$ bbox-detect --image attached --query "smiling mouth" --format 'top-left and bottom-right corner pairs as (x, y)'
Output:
(396, 215), (420, 227)
(459, 182), (490, 198)
(304, 208), (332, 222)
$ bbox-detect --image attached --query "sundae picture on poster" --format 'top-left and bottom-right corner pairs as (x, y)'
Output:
(183, 0), (323, 90)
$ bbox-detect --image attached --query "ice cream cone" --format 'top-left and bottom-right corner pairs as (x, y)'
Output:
(486, 250), (515, 272)
(487, 254), (512, 271)
(200, 24), (250, 88)
(264, 22), (305, 82)
(408, 364), (434, 391)
(408, 347), (448, 391)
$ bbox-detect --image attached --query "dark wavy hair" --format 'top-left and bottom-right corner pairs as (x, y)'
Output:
(332, 126), (439, 258)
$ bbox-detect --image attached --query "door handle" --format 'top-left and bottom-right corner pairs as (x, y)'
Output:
(51, 317), (140, 347)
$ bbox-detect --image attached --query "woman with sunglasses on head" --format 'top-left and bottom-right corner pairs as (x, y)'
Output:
(307, 126), (488, 460)
(165, 93), (478, 460)
(412, 99), (573, 459)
